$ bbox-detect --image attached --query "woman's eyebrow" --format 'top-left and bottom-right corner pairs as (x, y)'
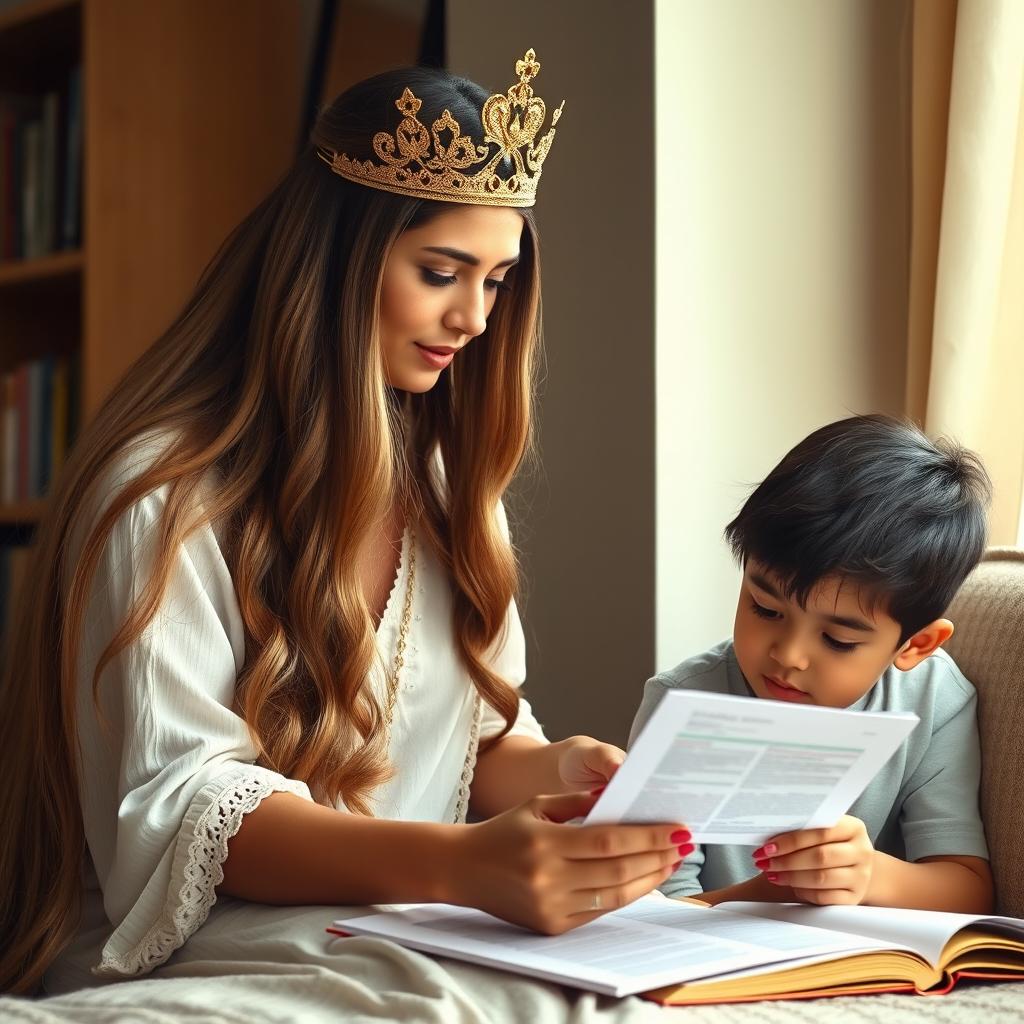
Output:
(421, 245), (519, 269)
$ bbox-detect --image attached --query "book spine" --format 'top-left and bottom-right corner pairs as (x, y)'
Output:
(2, 373), (16, 503)
(21, 119), (41, 260)
(38, 356), (54, 494)
(27, 360), (43, 498)
(51, 357), (68, 477)
(39, 92), (59, 256)
(66, 348), (81, 452)
(0, 545), (9, 654)
(0, 101), (11, 261)
(62, 66), (82, 250)
(11, 107), (23, 260)
(15, 364), (29, 501)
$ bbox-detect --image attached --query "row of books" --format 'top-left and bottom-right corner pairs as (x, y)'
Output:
(0, 65), (83, 261)
(1, 353), (79, 503)
(0, 542), (31, 652)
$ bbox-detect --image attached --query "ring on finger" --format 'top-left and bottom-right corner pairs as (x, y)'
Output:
(590, 891), (603, 911)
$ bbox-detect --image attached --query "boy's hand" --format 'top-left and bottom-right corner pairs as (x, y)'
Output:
(753, 815), (875, 905)
(555, 735), (626, 790)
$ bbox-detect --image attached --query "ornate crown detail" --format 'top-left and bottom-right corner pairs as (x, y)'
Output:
(318, 49), (564, 208)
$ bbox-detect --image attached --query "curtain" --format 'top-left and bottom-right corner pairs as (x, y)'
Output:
(907, 0), (1024, 544)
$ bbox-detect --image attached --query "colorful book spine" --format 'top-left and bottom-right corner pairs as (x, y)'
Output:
(62, 66), (82, 250)
(38, 91), (59, 257)
(1, 373), (16, 503)
(0, 69), (81, 261)
(0, 355), (76, 502)
(14, 364), (29, 499)
(51, 358), (68, 476)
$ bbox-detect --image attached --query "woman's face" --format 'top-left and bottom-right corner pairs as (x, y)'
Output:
(378, 204), (524, 392)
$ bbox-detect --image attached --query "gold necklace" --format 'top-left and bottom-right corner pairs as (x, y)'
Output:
(383, 531), (417, 731)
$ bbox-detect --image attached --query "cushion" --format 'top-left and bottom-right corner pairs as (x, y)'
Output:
(945, 547), (1024, 916)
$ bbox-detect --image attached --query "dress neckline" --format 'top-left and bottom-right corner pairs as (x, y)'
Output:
(374, 526), (409, 638)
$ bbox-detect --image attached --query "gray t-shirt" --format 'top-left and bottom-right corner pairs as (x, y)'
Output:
(629, 639), (989, 899)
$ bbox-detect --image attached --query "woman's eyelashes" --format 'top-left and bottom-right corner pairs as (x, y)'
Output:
(419, 267), (510, 291)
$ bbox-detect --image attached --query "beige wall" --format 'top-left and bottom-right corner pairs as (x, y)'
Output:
(449, 1), (911, 745)
(449, 2), (657, 746)
(655, 0), (910, 668)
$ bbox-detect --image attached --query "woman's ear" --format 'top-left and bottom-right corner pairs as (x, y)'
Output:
(893, 618), (954, 671)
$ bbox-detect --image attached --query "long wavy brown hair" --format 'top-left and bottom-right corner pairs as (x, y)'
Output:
(0, 67), (541, 994)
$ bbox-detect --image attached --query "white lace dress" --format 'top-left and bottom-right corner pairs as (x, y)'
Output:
(44, 445), (546, 994)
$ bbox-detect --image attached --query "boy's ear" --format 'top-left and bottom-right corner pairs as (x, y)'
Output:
(893, 618), (954, 671)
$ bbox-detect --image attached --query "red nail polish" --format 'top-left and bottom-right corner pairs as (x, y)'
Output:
(677, 843), (694, 857)
(763, 843), (778, 856)
(590, 786), (606, 796)
(766, 873), (779, 883)
(670, 829), (691, 843)
(672, 860), (682, 870)
(755, 859), (770, 870)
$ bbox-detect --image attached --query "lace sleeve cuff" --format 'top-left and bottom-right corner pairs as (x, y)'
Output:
(94, 764), (312, 978)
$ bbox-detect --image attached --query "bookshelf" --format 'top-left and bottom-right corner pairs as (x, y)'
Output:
(0, 0), (305, 641)
(0, 498), (45, 524)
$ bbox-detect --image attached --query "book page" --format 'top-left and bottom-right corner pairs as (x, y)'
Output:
(333, 894), (889, 998)
(717, 902), (1024, 968)
(586, 691), (917, 844)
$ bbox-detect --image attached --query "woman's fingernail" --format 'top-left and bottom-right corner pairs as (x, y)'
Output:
(670, 829), (691, 843)
(766, 873), (779, 883)
(590, 786), (606, 796)
(677, 843), (694, 857)
(763, 843), (778, 856)
(754, 859), (770, 870)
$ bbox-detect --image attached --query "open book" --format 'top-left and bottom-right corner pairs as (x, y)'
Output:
(328, 893), (1024, 1004)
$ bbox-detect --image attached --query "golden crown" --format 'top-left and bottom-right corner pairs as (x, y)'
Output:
(318, 49), (563, 208)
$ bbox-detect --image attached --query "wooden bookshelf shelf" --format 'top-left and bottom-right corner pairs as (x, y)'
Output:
(0, 499), (46, 524)
(0, 0), (78, 94)
(0, 249), (82, 288)
(0, 0), (76, 33)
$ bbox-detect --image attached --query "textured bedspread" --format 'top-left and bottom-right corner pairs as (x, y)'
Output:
(3, 902), (1024, 1022)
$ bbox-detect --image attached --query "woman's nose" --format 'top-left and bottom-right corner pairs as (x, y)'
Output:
(443, 288), (488, 340)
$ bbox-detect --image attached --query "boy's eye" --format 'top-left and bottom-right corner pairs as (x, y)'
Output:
(750, 598), (781, 620)
(823, 634), (859, 653)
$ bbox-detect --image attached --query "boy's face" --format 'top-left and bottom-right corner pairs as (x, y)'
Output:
(733, 560), (908, 708)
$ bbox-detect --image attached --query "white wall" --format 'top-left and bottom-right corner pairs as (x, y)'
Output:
(655, 0), (911, 668)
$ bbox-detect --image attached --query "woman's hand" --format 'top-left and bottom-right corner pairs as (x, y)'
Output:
(450, 789), (692, 934)
(754, 815), (875, 905)
(555, 735), (626, 790)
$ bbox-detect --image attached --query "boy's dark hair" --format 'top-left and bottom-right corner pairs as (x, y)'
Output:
(725, 414), (992, 645)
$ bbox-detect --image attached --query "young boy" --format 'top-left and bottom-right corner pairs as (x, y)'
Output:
(631, 414), (994, 913)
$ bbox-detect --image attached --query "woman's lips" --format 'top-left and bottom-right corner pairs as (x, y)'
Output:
(762, 675), (811, 702)
(414, 343), (456, 369)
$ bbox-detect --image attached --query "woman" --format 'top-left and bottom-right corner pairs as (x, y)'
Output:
(0, 51), (688, 996)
